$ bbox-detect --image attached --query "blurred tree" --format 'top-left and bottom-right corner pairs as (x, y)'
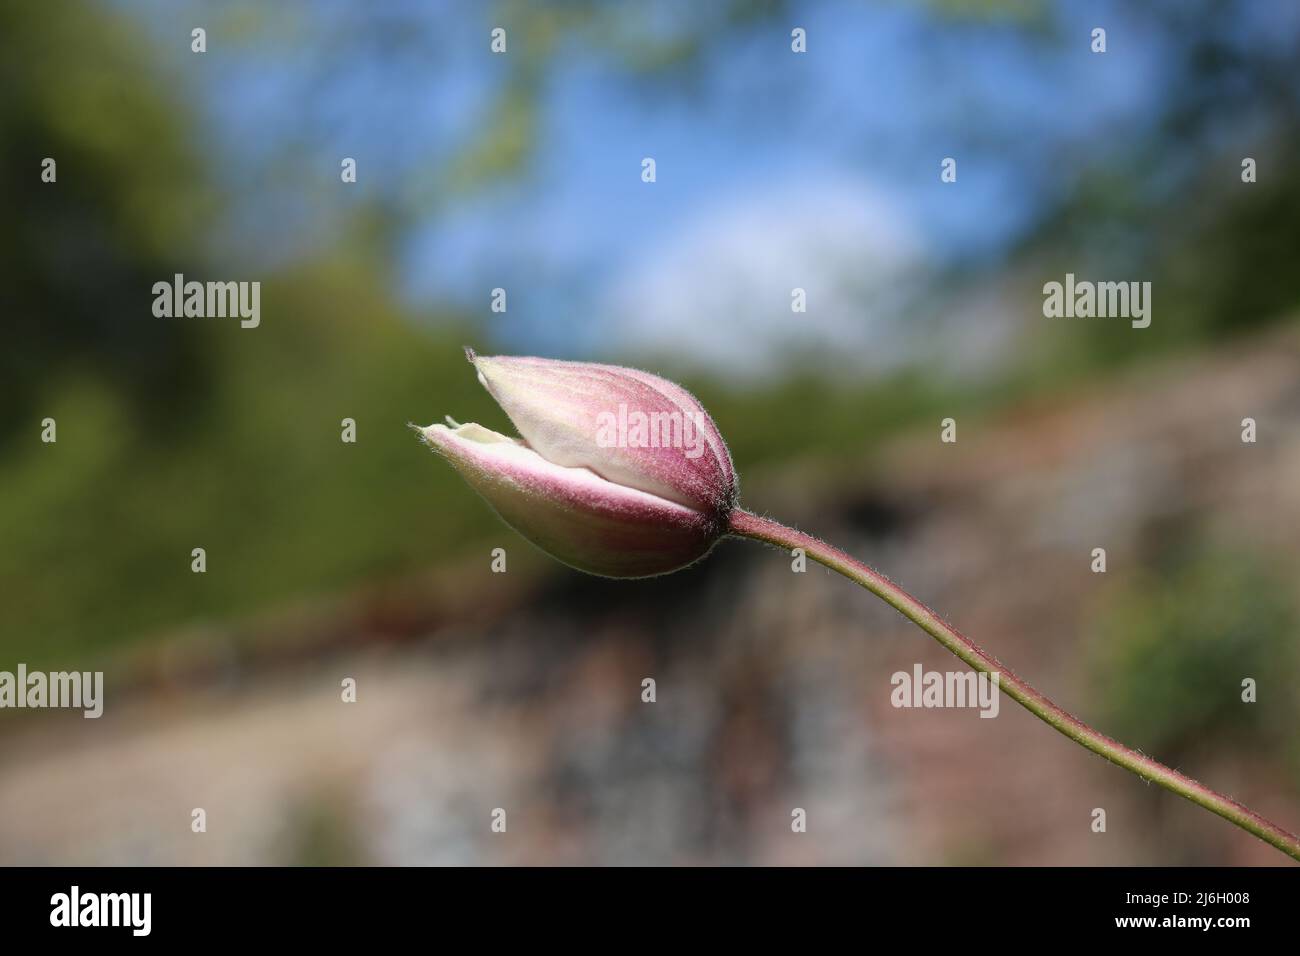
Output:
(1024, 0), (1300, 363)
(0, 0), (214, 441)
(0, 1), (503, 662)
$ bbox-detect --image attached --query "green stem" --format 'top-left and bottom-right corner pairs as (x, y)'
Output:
(728, 508), (1300, 863)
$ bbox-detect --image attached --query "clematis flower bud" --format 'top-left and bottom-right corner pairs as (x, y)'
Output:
(416, 350), (738, 578)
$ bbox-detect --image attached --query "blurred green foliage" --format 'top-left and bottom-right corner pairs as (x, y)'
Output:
(1089, 542), (1300, 772)
(0, 258), (509, 664)
(0, 1), (213, 440)
(0, 2), (512, 664)
(276, 788), (371, 865)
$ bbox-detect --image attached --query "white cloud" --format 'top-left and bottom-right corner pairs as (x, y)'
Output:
(600, 174), (930, 380)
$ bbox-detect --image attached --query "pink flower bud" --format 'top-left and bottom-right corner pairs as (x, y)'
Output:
(417, 351), (738, 578)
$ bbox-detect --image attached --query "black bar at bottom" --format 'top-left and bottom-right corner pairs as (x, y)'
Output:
(0, 866), (1286, 942)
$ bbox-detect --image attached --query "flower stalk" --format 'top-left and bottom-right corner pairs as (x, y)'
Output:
(420, 349), (1300, 862)
(727, 508), (1300, 862)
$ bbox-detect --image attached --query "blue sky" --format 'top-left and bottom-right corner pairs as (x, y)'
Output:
(121, 0), (1208, 376)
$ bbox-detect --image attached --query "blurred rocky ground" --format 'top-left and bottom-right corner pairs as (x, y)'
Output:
(2, 326), (1299, 865)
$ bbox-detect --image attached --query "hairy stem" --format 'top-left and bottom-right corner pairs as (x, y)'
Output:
(728, 508), (1300, 862)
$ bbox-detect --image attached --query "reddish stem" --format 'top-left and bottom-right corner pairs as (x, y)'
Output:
(728, 508), (1300, 862)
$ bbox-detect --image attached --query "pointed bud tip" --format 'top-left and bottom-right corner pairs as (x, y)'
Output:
(463, 346), (478, 365)
(410, 422), (441, 450)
